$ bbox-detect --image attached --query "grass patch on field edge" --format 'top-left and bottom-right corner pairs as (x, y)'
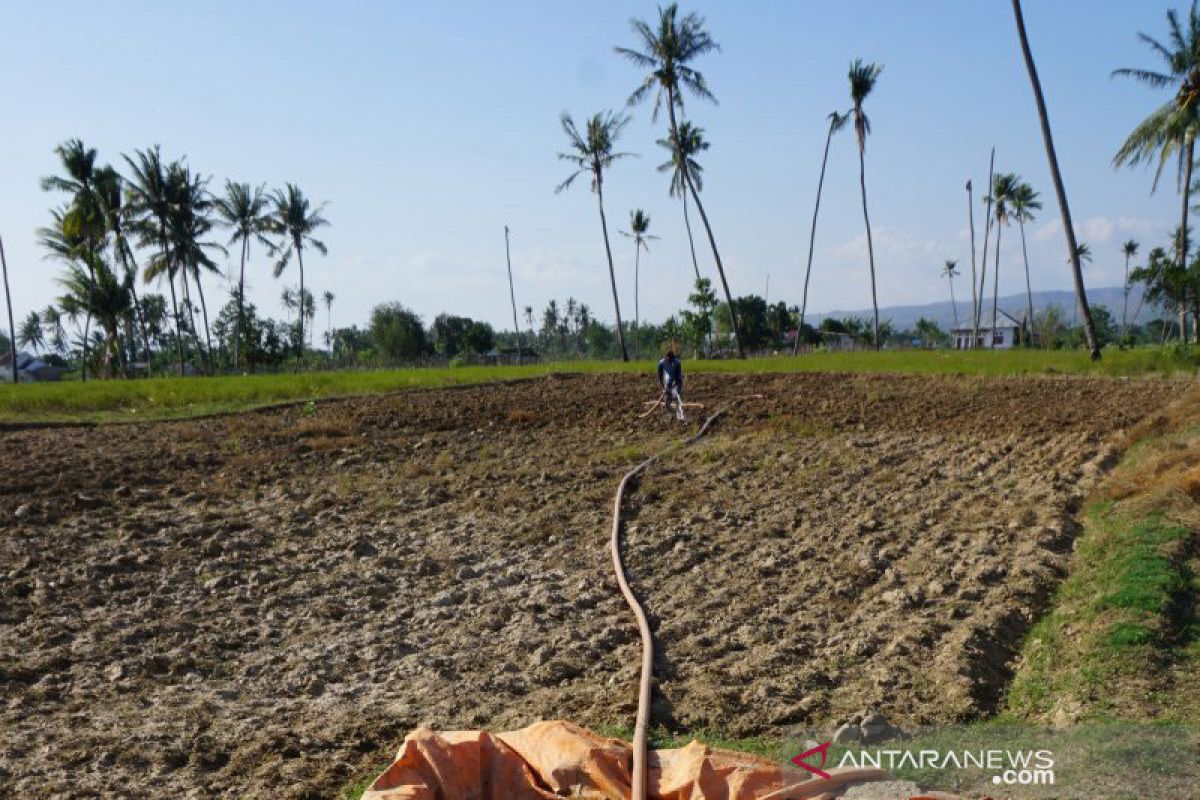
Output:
(1, 346), (1196, 424)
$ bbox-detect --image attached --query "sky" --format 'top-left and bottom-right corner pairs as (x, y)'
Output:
(0, 0), (1186, 337)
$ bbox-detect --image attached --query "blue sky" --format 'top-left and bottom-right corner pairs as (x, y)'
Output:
(0, 1), (1185, 335)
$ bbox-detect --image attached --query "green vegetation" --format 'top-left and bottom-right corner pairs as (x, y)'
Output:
(1006, 505), (1194, 721)
(1006, 389), (1200, 727)
(1, 347), (1195, 424)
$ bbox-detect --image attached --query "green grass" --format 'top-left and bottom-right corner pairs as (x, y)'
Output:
(1, 346), (1195, 424)
(1005, 503), (1195, 722)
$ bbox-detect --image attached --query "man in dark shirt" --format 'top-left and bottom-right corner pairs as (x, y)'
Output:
(657, 349), (685, 421)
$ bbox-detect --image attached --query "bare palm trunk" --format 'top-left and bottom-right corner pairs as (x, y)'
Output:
(1011, 0), (1099, 359)
(794, 115), (838, 355)
(81, 261), (97, 381)
(504, 226), (522, 366)
(990, 222), (1002, 348)
(194, 271), (214, 373)
(1019, 219), (1035, 346)
(948, 275), (958, 327)
(1180, 137), (1194, 348)
(667, 94), (743, 358)
(296, 242), (307, 364)
(976, 149), (996, 346)
(235, 237), (247, 371)
(858, 144), (881, 350)
(0, 235), (16, 383)
(634, 242), (641, 356)
(180, 268), (198, 350)
(595, 181), (629, 362)
(967, 180), (979, 347)
(117, 244), (152, 365)
(682, 195), (700, 283)
(1121, 252), (1131, 341)
(167, 270), (185, 375)
(128, 278), (150, 365)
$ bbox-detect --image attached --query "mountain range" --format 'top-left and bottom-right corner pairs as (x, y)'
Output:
(808, 286), (1154, 332)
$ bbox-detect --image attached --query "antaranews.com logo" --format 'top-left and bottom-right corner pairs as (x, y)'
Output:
(793, 742), (1055, 787)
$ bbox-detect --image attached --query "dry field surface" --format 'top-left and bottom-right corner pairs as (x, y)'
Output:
(0, 372), (1179, 796)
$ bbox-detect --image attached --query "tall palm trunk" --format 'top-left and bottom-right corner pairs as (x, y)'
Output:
(128, 275), (151, 365)
(948, 274), (958, 327)
(794, 116), (838, 355)
(235, 237), (248, 371)
(682, 195), (701, 283)
(1011, 0), (1099, 358)
(990, 222), (1003, 348)
(1180, 136), (1194, 348)
(504, 226), (522, 366)
(1119, 252), (1130, 341)
(180, 268), (198, 349)
(857, 143), (881, 350)
(595, 180), (629, 362)
(1019, 218), (1035, 346)
(0, 235), (16, 383)
(194, 269), (214, 372)
(81, 260), (97, 381)
(167, 268), (186, 375)
(976, 150), (996, 345)
(966, 180), (979, 347)
(117, 243), (152, 365)
(296, 241), (307, 364)
(634, 241), (641, 356)
(667, 93), (743, 358)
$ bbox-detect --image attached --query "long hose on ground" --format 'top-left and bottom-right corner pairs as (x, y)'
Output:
(609, 398), (757, 800)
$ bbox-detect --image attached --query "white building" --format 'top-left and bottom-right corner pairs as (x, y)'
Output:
(951, 309), (1026, 350)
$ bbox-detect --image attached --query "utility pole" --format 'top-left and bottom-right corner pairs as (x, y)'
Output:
(504, 226), (523, 366)
(0, 235), (16, 383)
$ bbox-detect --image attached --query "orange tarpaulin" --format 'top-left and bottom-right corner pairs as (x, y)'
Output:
(362, 720), (912, 799)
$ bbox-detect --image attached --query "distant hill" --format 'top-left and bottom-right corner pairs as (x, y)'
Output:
(810, 286), (1151, 332)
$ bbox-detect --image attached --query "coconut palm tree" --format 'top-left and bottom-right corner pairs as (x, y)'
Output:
(167, 163), (224, 372)
(988, 173), (1020, 347)
(1121, 239), (1140, 339)
(41, 305), (66, 355)
(93, 165), (153, 364)
(58, 256), (131, 376)
(322, 290), (335, 348)
(621, 209), (659, 355)
(794, 110), (850, 355)
(1113, 2), (1200, 307)
(125, 146), (189, 374)
(848, 59), (884, 349)
(555, 110), (634, 362)
(942, 260), (961, 326)
(656, 120), (707, 284)
(213, 181), (271, 370)
(18, 311), (44, 354)
(269, 183), (329, 363)
(1011, 0), (1100, 358)
(617, 4), (745, 358)
(1011, 180), (1042, 345)
(41, 139), (105, 379)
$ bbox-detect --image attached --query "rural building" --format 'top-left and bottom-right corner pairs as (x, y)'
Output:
(821, 331), (857, 351)
(0, 351), (65, 382)
(951, 310), (1025, 350)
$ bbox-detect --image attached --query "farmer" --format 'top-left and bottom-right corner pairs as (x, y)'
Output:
(657, 349), (685, 421)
